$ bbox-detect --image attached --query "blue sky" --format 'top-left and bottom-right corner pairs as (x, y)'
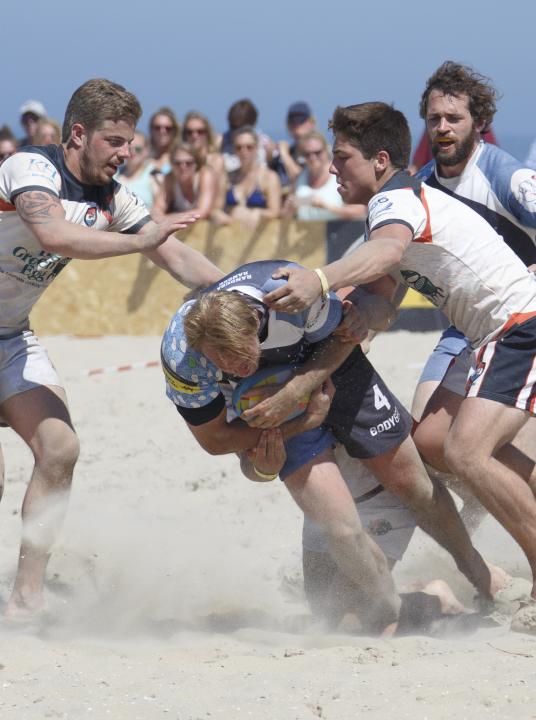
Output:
(5, 0), (535, 158)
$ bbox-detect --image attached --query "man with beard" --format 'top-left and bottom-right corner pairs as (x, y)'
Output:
(412, 61), (536, 422)
(406, 63), (536, 532)
(0, 78), (222, 618)
(261, 101), (536, 608)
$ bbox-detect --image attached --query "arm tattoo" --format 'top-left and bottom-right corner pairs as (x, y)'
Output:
(15, 191), (64, 224)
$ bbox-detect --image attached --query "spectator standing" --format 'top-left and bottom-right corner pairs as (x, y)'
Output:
(216, 127), (281, 228)
(117, 130), (159, 209)
(18, 99), (47, 146)
(182, 111), (225, 179)
(220, 99), (272, 172)
(270, 101), (316, 191)
(152, 141), (216, 221)
(283, 131), (366, 221)
(34, 117), (62, 146)
(0, 126), (17, 166)
(148, 106), (180, 178)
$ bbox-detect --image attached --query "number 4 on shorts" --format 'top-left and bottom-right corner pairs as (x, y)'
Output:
(373, 383), (391, 411)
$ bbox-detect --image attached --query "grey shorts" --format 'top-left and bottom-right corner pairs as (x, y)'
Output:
(441, 346), (474, 396)
(418, 326), (469, 384)
(302, 447), (416, 561)
(326, 347), (412, 459)
(0, 330), (62, 406)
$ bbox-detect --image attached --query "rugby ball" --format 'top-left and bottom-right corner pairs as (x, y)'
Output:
(232, 364), (309, 420)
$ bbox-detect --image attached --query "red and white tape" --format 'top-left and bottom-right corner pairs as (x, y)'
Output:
(82, 360), (160, 377)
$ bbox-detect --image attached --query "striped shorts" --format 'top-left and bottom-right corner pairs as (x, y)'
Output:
(466, 316), (536, 414)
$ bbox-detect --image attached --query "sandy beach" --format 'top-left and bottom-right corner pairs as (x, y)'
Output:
(1, 330), (535, 720)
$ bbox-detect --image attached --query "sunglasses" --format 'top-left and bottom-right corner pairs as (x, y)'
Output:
(172, 159), (195, 167)
(303, 149), (324, 159)
(235, 143), (256, 151)
(152, 124), (174, 132)
(186, 127), (207, 136)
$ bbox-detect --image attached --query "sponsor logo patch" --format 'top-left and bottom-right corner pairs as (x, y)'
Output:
(162, 365), (201, 394)
(84, 206), (97, 227)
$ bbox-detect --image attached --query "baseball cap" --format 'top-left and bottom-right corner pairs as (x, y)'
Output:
(19, 100), (47, 118)
(287, 101), (312, 125)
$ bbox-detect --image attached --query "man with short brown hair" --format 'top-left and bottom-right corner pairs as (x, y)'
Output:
(263, 100), (536, 607)
(0, 78), (222, 618)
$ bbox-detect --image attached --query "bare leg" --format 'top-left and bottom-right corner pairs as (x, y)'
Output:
(1, 386), (79, 617)
(284, 448), (401, 633)
(413, 385), (463, 472)
(361, 435), (495, 598)
(411, 379), (441, 423)
(445, 398), (536, 599)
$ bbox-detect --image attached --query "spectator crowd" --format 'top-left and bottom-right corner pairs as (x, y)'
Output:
(1, 97), (369, 228)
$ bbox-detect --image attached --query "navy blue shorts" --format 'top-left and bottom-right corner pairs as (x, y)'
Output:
(467, 316), (536, 413)
(281, 347), (412, 479)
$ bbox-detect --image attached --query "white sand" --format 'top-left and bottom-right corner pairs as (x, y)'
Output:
(1, 331), (536, 720)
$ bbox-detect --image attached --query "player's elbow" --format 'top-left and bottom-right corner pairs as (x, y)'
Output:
(34, 228), (63, 253)
(384, 241), (406, 270)
(199, 437), (229, 456)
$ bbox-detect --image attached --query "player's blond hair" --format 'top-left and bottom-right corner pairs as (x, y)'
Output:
(184, 291), (260, 359)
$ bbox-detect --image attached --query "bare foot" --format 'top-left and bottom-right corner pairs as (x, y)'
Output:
(4, 587), (45, 621)
(422, 579), (470, 615)
(486, 562), (513, 597)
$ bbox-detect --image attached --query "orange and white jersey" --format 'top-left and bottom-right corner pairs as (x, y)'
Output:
(366, 171), (536, 348)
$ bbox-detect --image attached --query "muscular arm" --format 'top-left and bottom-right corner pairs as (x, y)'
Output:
(241, 333), (355, 428)
(264, 223), (413, 312)
(322, 223), (412, 290)
(186, 398), (327, 455)
(14, 190), (199, 260)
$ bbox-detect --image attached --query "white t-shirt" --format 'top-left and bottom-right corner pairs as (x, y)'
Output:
(0, 145), (151, 334)
(295, 171), (343, 221)
(366, 171), (536, 348)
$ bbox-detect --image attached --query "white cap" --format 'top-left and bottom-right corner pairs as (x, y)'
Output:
(19, 99), (47, 118)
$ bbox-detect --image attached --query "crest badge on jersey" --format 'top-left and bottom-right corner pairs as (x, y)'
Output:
(84, 205), (97, 227)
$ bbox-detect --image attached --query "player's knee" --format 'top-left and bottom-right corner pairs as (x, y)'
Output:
(412, 420), (444, 467)
(443, 433), (480, 481)
(34, 430), (80, 476)
(324, 518), (366, 548)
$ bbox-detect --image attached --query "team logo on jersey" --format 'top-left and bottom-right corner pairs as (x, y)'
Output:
(27, 158), (57, 181)
(401, 270), (445, 304)
(518, 177), (536, 207)
(369, 194), (393, 216)
(84, 205), (97, 227)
